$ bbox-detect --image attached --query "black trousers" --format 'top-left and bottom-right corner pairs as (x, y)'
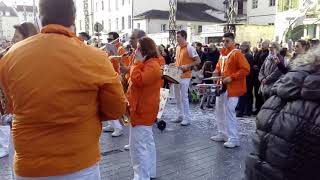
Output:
(237, 83), (253, 116)
(253, 81), (263, 112)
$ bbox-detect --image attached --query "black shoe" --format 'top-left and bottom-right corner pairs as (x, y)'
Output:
(236, 113), (243, 118)
(252, 110), (259, 115)
(200, 105), (204, 110)
(206, 105), (214, 109)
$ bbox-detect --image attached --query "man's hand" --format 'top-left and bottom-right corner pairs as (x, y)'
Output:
(223, 77), (232, 84)
(179, 65), (190, 71)
(120, 66), (130, 74)
(272, 57), (280, 64)
(134, 50), (146, 63)
(261, 79), (267, 85)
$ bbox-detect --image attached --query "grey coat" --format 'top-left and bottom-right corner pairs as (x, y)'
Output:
(258, 54), (283, 96)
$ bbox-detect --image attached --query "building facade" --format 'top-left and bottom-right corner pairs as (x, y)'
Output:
(0, 2), (19, 41)
(246, 0), (276, 25)
(274, 0), (320, 43)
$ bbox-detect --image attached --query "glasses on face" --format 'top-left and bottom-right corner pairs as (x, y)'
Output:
(222, 39), (230, 43)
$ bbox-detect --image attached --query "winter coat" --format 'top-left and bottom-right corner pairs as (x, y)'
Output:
(258, 54), (284, 97)
(244, 51), (320, 180)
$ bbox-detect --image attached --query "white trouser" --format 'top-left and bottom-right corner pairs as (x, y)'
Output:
(109, 120), (123, 130)
(215, 91), (240, 143)
(129, 125), (156, 180)
(9, 131), (15, 180)
(173, 78), (191, 119)
(16, 163), (101, 180)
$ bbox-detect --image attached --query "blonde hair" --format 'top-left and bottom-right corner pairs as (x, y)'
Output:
(293, 46), (320, 68)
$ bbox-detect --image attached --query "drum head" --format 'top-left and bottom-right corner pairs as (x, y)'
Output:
(163, 75), (180, 84)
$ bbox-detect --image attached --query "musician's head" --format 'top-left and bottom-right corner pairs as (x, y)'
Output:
(107, 32), (119, 44)
(137, 37), (159, 60)
(39, 0), (76, 28)
(13, 22), (38, 43)
(78, 32), (91, 42)
(130, 29), (146, 49)
(177, 30), (187, 45)
(222, 32), (235, 48)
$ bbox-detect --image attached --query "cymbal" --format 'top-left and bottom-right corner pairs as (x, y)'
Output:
(203, 76), (223, 81)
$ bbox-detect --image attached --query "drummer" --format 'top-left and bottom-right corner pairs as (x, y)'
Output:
(171, 30), (201, 126)
(210, 32), (250, 148)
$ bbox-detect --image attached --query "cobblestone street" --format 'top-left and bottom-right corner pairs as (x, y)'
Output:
(0, 103), (256, 180)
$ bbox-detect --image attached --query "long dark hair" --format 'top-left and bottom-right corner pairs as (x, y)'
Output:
(138, 37), (159, 60)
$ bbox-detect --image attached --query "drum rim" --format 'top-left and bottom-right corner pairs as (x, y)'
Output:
(163, 75), (180, 84)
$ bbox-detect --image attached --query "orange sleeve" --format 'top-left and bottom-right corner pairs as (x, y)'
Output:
(0, 59), (13, 113)
(130, 60), (161, 88)
(159, 56), (166, 66)
(96, 54), (127, 121)
(110, 58), (120, 73)
(118, 46), (126, 56)
(229, 52), (250, 80)
(215, 59), (222, 75)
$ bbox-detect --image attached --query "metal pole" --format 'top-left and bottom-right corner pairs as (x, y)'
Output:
(168, 0), (177, 47)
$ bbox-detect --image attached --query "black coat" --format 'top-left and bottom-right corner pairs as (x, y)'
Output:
(244, 64), (320, 180)
(206, 50), (220, 69)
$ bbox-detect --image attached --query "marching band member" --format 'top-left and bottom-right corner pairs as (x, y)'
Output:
(0, 0), (126, 179)
(122, 29), (146, 151)
(127, 36), (162, 180)
(102, 32), (126, 137)
(210, 32), (250, 148)
(171, 30), (201, 126)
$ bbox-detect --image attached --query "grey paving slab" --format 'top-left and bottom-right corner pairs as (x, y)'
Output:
(0, 103), (256, 180)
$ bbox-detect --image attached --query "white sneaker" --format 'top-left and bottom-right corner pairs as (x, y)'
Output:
(210, 134), (228, 142)
(181, 119), (190, 126)
(124, 144), (130, 150)
(223, 141), (240, 148)
(111, 128), (123, 137)
(171, 116), (183, 123)
(103, 125), (114, 132)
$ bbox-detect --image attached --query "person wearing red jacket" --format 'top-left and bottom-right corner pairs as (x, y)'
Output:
(127, 37), (162, 180)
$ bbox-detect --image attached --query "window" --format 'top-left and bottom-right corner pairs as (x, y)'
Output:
(128, 16), (132, 28)
(137, 23), (141, 29)
(238, 0), (244, 14)
(252, 0), (258, 9)
(161, 24), (166, 32)
(198, 25), (202, 33)
(269, 0), (275, 6)
(108, 0), (111, 11)
(116, 18), (119, 30)
(122, 17), (125, 30)
(116, 0), (119, 10)
(277, 0), (299, 12)
(102, 20), (104, 29)
(108, 19), (111, 31)
(80, 20), (82, 30)
(102, 1), (104, 10)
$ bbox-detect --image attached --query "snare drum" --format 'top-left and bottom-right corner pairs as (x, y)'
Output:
(196, 84), (221, 96)
(162, 65), (182, 84)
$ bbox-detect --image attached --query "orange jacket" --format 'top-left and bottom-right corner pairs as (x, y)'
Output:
(127, 57), (162, 126)
(215, 45), (250, 97)
(0, 24), (126, 177)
